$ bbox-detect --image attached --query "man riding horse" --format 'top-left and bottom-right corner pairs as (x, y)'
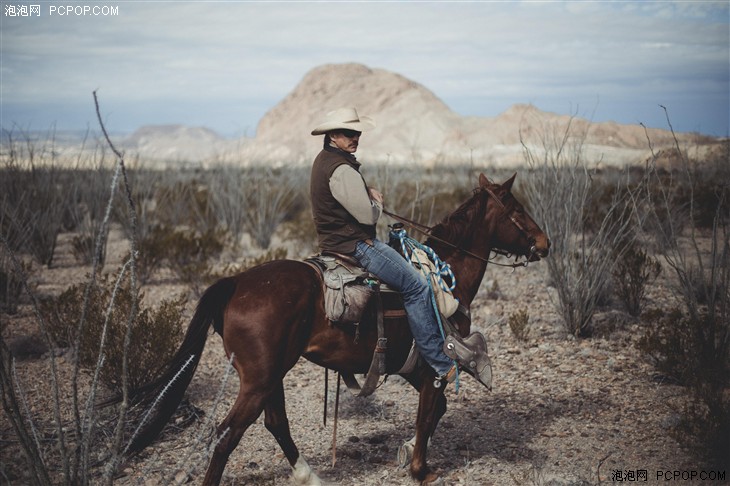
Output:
(121, 107), (549, 486)
(309, 107), (489, 387)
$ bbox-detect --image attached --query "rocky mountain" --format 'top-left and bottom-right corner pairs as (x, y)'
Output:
(110, 63), (719, 167)
(246, 63), (718, 166)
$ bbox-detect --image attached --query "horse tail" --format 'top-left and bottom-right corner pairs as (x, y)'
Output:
(126, 276), (237, 453)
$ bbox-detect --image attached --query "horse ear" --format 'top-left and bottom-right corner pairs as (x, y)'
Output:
(478, 173), (492, 187)
(502, 173), (517, 192)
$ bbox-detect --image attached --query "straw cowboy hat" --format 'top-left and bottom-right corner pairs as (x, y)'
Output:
(310, 107), (376, 135)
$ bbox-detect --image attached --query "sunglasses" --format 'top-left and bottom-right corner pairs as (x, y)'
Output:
(338, 129), (362, 139)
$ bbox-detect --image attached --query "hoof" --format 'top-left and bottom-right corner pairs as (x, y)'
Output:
(421, 471), (443, 485)
(397, 440), (414, 467)
(291, 456), (322, 486)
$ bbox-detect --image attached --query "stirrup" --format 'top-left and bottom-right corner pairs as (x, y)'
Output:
(433, 364), (458, 389)
(443, 332), (493, 390)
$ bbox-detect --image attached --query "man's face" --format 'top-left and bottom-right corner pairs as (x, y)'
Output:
(329, 129), (362, 153)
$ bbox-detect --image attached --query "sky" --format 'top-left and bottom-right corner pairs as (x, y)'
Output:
(1, 1), (729, 139)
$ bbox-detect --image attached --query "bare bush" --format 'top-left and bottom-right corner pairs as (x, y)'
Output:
(239, 168), (307, 249)
(153, 177), (216, 232)
(112, 163), (160, 242)
(207, 166), (252, 246)
(1, 97), (303, 485)
(637, 114), (729, 466)
(41, 273), (186, 391)
(0, 128), (67, 267)
(369, 164), (475, 241)
(65, 156), (117, 266)
(164, 226), (226, 296)
(520, 114), (637, 337)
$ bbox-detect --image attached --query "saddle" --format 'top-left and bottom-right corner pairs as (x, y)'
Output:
(304, 252), (491, 395)
(306, 254), (379, 325)
(305, 253), (398, 396)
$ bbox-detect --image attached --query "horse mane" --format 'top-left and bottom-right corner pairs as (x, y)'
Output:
(424, 186), (489, 259)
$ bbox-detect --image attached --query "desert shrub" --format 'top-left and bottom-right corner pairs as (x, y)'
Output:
(370, 164), (474, 229)
(240, 169), (307, 249)
(612, 242), (662, 317)
(638, 307), (729, 465)
(637, 114), (729, 468)
(0, 258), (31, 315)
(63, 163), (116, 265)
(152, 177), (217, 232)
(127, 224), (227, 290)
(639, 308), (697, 383)
(124, 220), (227, 290)
(71, 234), (98, 264)
(521, 114), (638, 337)
(280, 207), (318, 255)
(0, 168), (65, 267)
(42, 274), (186, 392)
(508, 309), (530, 342)
(133, 224), (179, 284)
(209, 247), (289, 283)
(207, 167), (251, 246)
(113, 165), (163, 243)
(688, 266), (727, 307)
(523, 165), (634, 336)
(581, 173), (619, 234)
(164, 226), (226, 295)
(665, 145), (729, 231)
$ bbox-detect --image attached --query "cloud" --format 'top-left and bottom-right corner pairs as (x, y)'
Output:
(1, 1), (727, 136)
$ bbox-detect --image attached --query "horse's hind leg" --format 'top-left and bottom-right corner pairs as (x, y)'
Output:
(264, 381), (322, 486)
(202, 388), (269, 486)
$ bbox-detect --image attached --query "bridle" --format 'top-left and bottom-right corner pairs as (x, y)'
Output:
(480, 186), (540, 265)
(383, 186), (538, 268)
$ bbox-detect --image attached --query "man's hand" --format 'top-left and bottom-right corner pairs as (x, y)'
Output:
(368, 187), (384, 205)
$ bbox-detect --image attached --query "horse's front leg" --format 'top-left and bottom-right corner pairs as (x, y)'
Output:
(409, 371), (448, 484)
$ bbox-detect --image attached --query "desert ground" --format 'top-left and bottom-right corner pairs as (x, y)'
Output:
(3, 223), (725, 486)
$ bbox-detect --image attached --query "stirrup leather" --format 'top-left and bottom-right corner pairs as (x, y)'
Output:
(443, 332), (493, 390)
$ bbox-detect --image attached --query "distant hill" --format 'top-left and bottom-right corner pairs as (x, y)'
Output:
(243, 63), (718, 166)
(38, 63), (719, 168)
(120, 124), (240, 164)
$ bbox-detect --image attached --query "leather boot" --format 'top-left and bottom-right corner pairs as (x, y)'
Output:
(443, 332), (492, 390)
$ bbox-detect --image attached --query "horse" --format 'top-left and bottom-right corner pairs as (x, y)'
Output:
(126, 173), (549, 485)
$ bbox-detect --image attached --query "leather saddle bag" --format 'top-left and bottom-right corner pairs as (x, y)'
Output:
(318, 256), (377, 324)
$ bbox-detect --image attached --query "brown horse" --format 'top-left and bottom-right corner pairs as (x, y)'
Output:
(127, 173), (549, 485)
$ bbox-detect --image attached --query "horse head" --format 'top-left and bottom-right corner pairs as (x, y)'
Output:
(479, 173), (550, 262)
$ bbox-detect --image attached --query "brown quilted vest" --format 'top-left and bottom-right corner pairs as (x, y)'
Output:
(310, 145), (376, 254)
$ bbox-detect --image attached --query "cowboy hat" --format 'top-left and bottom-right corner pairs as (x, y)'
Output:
(310, 107), (376, 135)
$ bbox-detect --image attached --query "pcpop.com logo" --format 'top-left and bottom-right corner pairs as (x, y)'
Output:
(49, 5), (119, 16)
(3, 4), (120, 17)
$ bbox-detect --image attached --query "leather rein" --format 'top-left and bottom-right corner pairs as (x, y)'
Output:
(382, 186), (534, 269)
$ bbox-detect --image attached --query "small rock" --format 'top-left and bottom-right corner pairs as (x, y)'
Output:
(174, 471), (191, 484)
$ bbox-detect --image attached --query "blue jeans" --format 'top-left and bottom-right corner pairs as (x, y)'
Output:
(353, 239), (453, 376)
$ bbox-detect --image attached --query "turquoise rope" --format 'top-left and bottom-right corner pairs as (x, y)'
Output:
(392, 229), (460, 391)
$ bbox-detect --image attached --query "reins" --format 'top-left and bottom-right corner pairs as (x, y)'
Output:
(382, 186), (534, 269)
(382, 208), (493, 264)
